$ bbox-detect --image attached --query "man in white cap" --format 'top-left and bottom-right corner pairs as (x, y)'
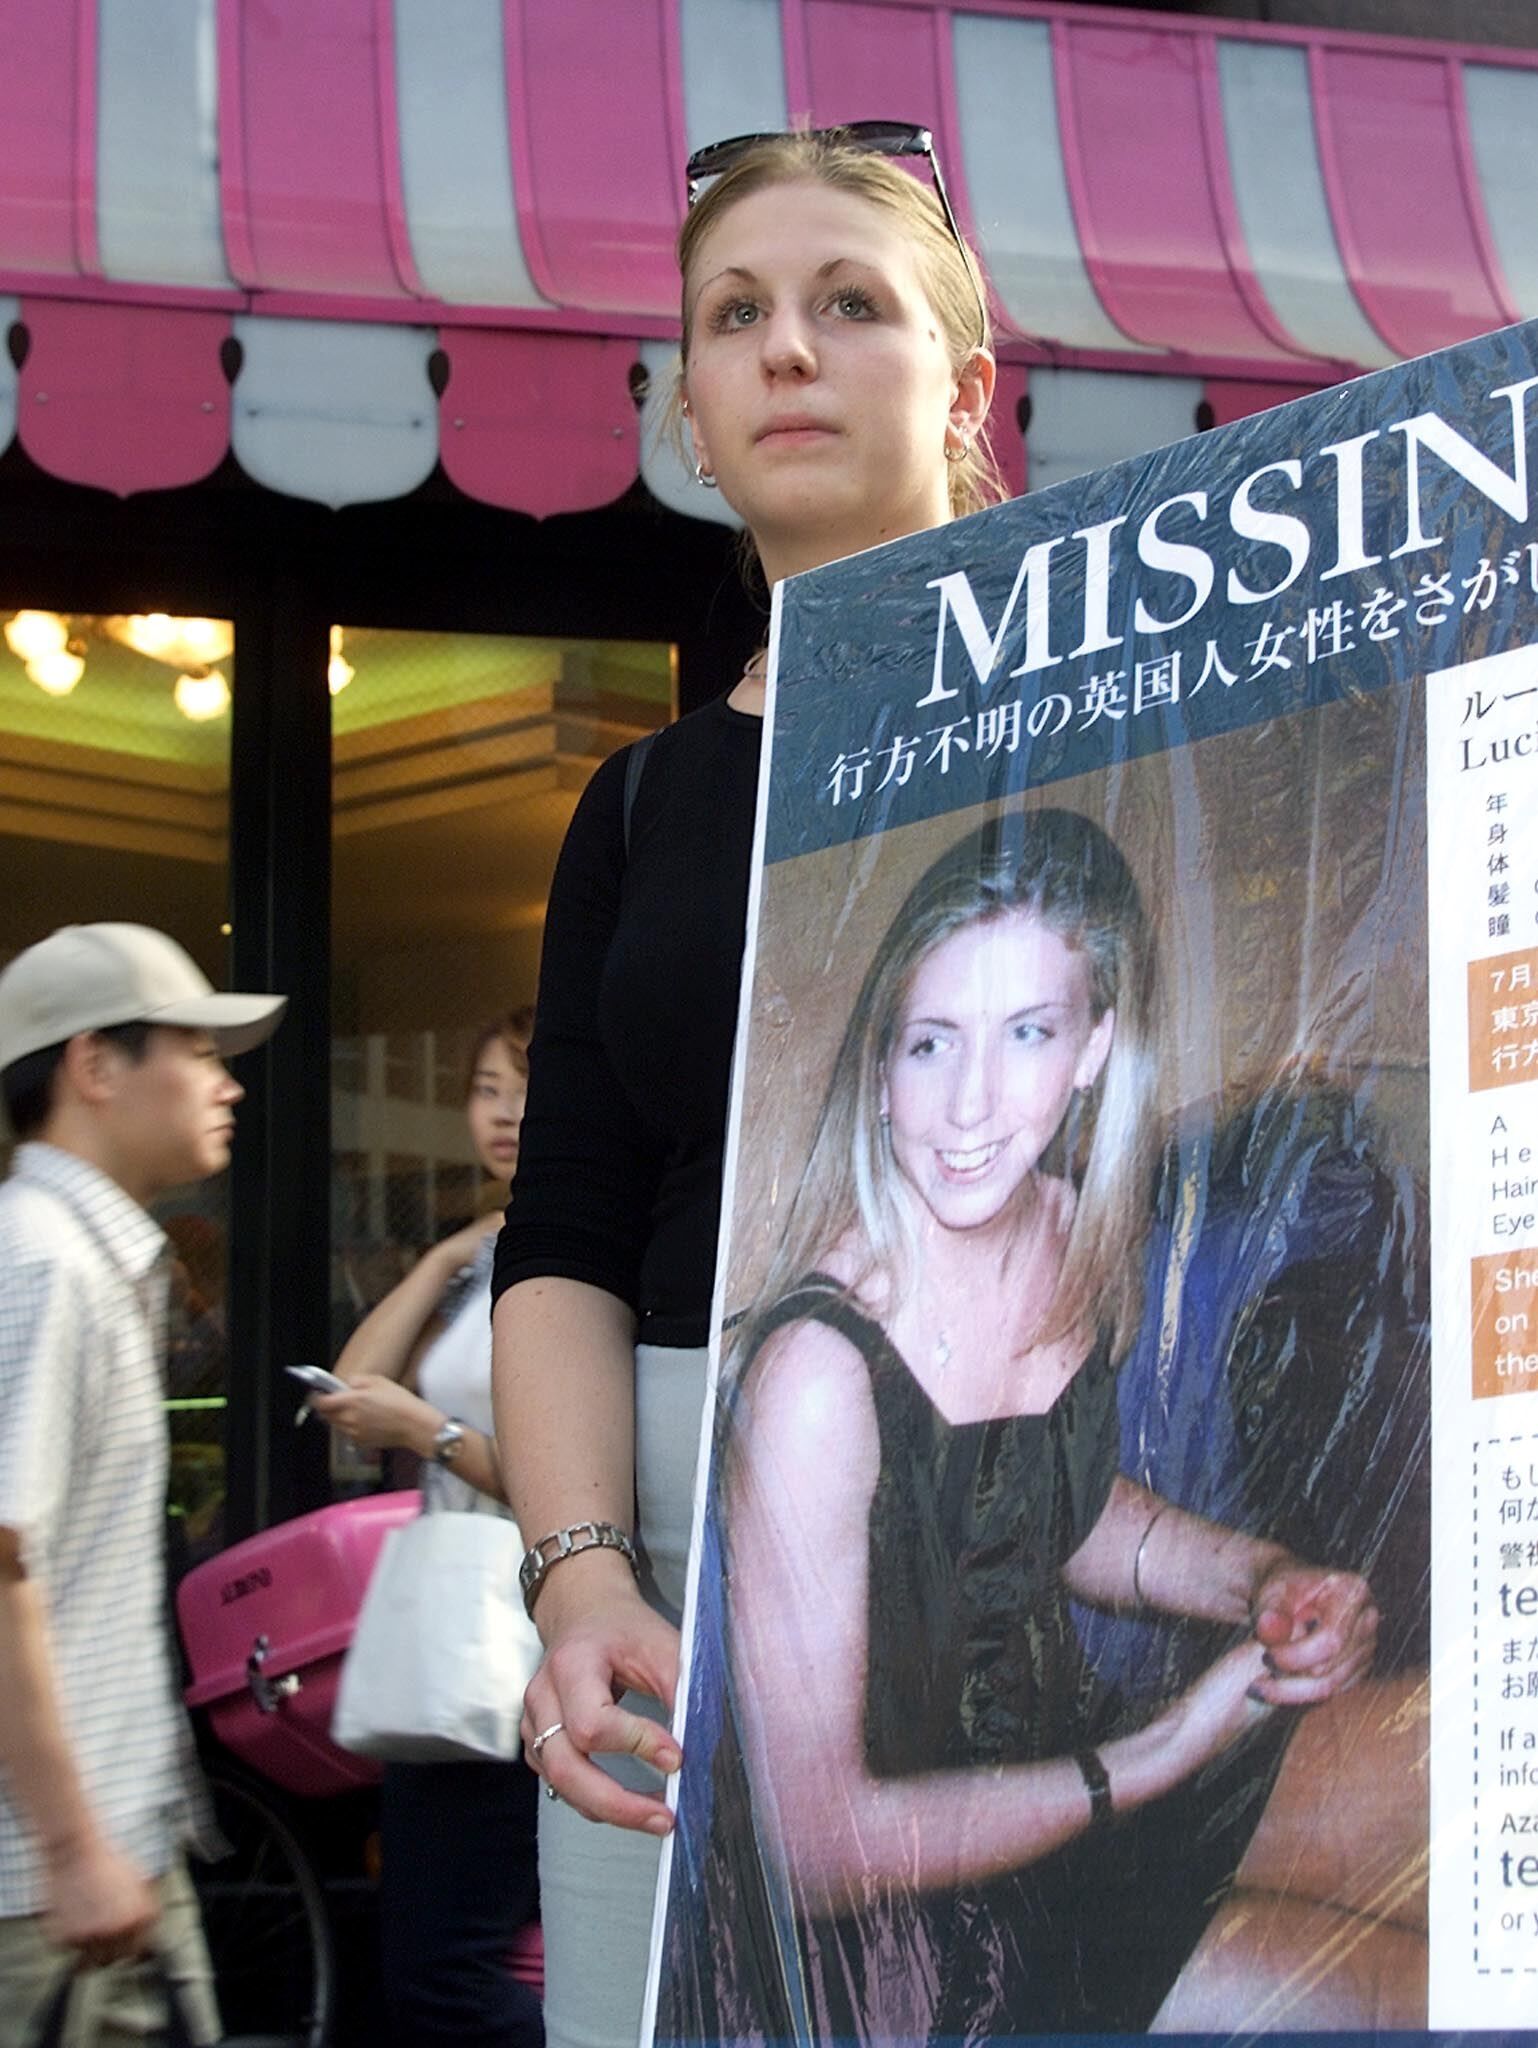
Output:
(0, 924), (285, 2046)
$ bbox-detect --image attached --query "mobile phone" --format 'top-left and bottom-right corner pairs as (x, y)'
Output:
(285, 1364), (349, 1395)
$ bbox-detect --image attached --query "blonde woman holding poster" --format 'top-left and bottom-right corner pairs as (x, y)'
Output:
(490, 124), (1006, 2048)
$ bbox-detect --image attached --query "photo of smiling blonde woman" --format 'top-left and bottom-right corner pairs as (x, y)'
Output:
(659, 807), (1381, 2043)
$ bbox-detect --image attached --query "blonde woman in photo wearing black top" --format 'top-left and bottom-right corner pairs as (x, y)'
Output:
(669, 809), (1378, 2042)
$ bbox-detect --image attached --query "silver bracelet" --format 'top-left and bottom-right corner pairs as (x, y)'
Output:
(1132, 1505), (1166, 1611)
(519, 1520), (638, 1617)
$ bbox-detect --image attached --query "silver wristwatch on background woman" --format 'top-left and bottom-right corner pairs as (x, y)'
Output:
(431, 1416), (467, 1466)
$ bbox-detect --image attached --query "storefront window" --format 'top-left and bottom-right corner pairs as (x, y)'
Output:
(327, 627), (673, 1484)
(0, 609), (234, 1560)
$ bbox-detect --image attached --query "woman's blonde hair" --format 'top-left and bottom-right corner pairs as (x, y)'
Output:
(671, 129), (1007, 522)
(741, 810), (1160, 1366)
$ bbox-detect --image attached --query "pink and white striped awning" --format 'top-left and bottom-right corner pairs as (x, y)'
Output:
(0, 0), (1534, 518)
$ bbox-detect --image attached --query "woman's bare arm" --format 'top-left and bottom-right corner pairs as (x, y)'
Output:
(1062, 1477), (1282, 1622)
(334, 1214), (498, 1388)
(491, 1274), (682, 1834)
(308, 1375), (509, 1503)
(312, 1213), (510, 1501)
(727, 1324), (1271, 1918)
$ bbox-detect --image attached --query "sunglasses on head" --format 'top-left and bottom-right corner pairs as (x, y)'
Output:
(683, 120), (986, 342)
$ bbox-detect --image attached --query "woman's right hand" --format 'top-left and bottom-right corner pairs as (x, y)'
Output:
(431, 1210), (503, 1277)
(522, 1556), (682, 1835)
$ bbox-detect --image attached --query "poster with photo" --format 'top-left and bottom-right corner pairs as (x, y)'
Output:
(646, 319), (1538, 2042)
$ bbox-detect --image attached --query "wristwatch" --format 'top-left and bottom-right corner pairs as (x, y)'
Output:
(431, 1417), (467, 1467)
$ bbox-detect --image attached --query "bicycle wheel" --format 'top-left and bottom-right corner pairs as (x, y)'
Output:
(193, 1766), (335, 2048)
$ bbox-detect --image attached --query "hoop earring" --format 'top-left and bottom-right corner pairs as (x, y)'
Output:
(944, 434), (969, 465)
(694, 459), (718, 489)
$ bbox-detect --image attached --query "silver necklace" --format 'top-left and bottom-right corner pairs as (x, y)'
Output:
(915, 1272), (956, 1371)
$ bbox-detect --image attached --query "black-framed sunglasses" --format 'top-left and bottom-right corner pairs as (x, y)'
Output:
(684, 120), (986, 341)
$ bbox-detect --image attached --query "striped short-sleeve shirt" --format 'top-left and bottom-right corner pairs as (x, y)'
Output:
(0, 1142), (206, 1917)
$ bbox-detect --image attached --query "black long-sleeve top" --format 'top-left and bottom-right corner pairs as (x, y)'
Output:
(492, 692), (762, 1347)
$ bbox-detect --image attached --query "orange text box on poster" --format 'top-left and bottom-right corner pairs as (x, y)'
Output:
(1469, 945), (1538, 1092)
(1471, 1248), (1538, 1398)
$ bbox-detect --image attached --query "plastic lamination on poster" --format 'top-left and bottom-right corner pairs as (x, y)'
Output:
(647, 321), (1538, 2046)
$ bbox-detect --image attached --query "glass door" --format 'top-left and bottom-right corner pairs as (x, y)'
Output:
(0, 608), (234, 1559)
(326, 625), (674, 1486)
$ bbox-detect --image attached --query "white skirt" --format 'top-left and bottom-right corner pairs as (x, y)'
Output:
(537, 1342), (709, 2048)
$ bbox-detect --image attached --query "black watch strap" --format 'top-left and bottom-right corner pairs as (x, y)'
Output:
(1074, 1748), (1114, 1833)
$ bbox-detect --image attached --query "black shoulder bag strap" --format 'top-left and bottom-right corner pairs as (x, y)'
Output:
(622, 729), (658, 859)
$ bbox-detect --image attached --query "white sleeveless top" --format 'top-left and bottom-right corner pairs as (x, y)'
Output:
(415, 1233), (513, 1517)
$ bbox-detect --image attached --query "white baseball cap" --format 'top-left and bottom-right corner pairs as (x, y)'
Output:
(0, 923), (287, 1070)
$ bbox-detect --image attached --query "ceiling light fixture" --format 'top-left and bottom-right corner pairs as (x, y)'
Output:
(5, 611), (70, 663)
(173, 668), (231, 721)
(328, 624), (354, 697)
(26, 649), (84, 695)
(109, 614), (235, 667)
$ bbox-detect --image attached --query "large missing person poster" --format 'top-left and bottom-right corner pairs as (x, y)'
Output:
(646, 320), (1538, 2042)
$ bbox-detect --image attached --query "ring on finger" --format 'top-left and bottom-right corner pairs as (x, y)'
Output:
(531, 1720), (565, 1763)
